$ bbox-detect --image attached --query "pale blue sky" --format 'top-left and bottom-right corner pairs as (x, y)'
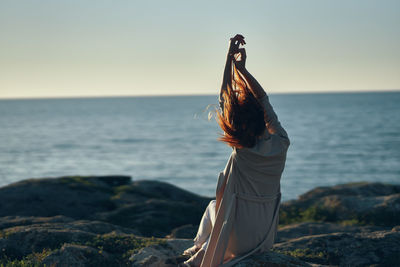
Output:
(1, 0), (399, 98)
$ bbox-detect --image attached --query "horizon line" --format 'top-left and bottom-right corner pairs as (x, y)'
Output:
(1, 89), (399, 101)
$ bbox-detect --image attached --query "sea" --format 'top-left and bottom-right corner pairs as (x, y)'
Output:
(1, 92), (399, 201)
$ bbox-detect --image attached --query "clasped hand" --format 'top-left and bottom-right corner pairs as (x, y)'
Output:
(228, 34), (247, 69)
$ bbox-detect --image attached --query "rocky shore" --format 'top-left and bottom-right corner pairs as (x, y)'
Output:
(0, 176), (399, 266)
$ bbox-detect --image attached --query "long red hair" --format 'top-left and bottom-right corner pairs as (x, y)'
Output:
(217, 64), (266, 148)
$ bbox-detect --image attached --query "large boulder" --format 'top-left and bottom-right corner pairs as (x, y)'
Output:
(276, 222), (387, 243)
(0, 176), (211, 237)
(279, 182), (400, 226)
(274, 226), (400, 266)
(0, 215), (139, 259)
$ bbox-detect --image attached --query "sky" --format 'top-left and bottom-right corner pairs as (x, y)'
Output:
(0, 0), (399, 99)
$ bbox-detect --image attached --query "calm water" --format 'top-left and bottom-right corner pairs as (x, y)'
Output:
(1, 92), (399, 200)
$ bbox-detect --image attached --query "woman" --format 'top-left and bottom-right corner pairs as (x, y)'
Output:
(182, 34), (290, 267)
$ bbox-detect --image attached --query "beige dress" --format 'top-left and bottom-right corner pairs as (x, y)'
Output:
(200, 94), (290, 267)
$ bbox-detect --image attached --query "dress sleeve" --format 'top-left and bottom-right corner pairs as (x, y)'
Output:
(216, 172), (225, 196)
(216, 155), (233, 197)
(259, 94), (289, 141)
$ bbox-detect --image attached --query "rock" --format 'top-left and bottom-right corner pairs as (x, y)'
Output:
(233, 250), (312, 266)
(1, 225), (94, 258)
(277, 222), (387, 243)
(280, 182), (400, 226)
(98, 198), (207, 237)
(273, 226), (400, 266)
(1, 178), (399, 266)
(129, 239), (312, 267)
(128, 241), (172, 266)
(0, 215), (139, 235)
(0, 176), (125, 219)
(0, 215), (75, 229)
(130, 239), (193, 267)
(167, 224), (198, 239)
(299, 182), (400, 200)
(0, 215), (142, 259)
(0, 176), (212, 237)
(42, 244), (111, 267)
(0, 215), (150, 264)
(107, 180), (211, 236)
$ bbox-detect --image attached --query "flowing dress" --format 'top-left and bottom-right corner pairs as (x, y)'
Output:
(200, 94), (290, 267)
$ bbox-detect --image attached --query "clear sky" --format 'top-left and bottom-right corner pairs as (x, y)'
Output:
(1, 0), (399, 99)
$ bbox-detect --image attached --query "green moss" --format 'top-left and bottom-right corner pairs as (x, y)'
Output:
(273, 248), (327, 263)
(279, 206), (303, 225)
(1, 232), (165, 266)
(24, 249), (53, 265)
(0, 260), (44, 267)
(58, 176), (112, 193)
(113, 184), (131, 194)
(74, 233), (166, 264)
(0, 249), (53, 267)
(340, 219), (362, 226)
(60, 176), (96, 187)
(279, 203), (391, 227)
(280, 205), (342, 225)
(300, 205), (337, 222)
(111, 185), (132, 201)
(0, 230), (11, 239)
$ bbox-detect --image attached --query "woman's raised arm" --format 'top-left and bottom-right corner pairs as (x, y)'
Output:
(218, 55), (233, 112)
(234, 49), (289, 140)
(219, 35), (246, 112)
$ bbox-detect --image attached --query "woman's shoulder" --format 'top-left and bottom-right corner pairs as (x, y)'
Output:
(236, 133), (288, 156)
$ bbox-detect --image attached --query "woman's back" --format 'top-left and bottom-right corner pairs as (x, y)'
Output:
(208, 109), (289, 266)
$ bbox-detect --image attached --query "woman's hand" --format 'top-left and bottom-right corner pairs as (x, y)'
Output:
(228, 34), (245, 58)
(233, 48), (246, 70)
(220, 34), (246, 96)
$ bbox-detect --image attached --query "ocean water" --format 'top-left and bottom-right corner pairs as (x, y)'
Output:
(1, 92), (399, 200)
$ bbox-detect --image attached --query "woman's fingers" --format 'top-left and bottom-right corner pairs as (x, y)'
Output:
(228, 34), (246, 57)
(236, 34), (246, 45)
(230, 34), (246, 45)
(233, 34), (245, 41)
(237, 35), (246, 45)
